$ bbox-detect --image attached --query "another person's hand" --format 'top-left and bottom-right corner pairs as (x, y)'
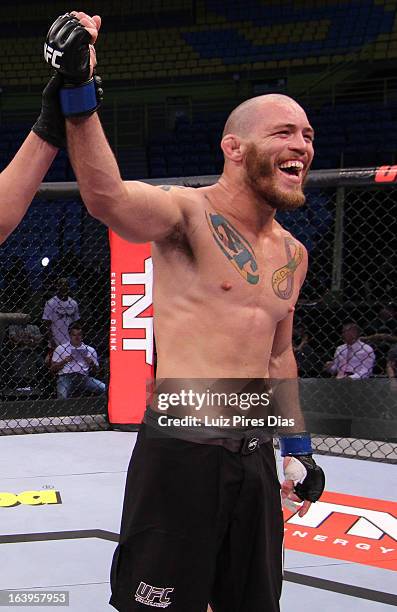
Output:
(32, 73), (66, 148)
(70, 10), (101, 77)
(83, 353), (95, 366)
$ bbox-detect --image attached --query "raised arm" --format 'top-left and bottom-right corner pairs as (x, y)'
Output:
(40, 11), (188, 244)
(66, 115), (187, 243)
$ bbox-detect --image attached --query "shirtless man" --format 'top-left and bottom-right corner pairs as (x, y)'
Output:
(0, 75), (68, 245)
(44, 13), (325, 612)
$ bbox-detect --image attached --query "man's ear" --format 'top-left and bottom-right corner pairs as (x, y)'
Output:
(221, 134), (245, 163)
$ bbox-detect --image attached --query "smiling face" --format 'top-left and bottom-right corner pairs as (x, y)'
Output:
(243, 100), (314, 211)
(222, 95), (314, 212)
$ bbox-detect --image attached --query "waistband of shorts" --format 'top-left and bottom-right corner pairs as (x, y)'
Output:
(143, 407), (272, 453)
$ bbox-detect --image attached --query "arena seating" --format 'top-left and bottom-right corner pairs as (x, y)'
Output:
(147, 98), (397, 177)
(0, 0), (396, 86)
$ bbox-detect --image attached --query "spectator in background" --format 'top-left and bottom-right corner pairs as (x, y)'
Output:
(385, 345), (397, 400)
(42, 277), (80, 349)
(5, 321), (45, 396)
(362, 302), (397, 375)
(387, 345), (397, 380)
(8, 322), (42, 348)
(324, 322), (375, 379)
(51, 322), (105, 399)
(368, 302), (397, 337)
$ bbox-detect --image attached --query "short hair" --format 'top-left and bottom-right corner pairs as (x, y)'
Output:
(222, 93), (301, 139)
(343, 321), (361, 335)
(68, 322), (82, 334)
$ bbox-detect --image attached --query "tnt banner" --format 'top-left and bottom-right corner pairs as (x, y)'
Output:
(108, 231), (154, 425)
(283, 491), (397, 570)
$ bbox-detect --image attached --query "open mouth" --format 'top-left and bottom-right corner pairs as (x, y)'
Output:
(278, 160), (304, 182)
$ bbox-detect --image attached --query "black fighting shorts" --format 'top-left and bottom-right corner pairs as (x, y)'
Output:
(110, 423), (284, 612)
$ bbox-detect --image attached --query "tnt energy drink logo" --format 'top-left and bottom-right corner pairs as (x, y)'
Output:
(0, 490), (62, 508)
(283, 491), (396, 570)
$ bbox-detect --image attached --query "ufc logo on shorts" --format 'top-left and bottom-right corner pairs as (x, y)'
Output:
(135, 581), (174, 608)
(44, 43), (63, 68)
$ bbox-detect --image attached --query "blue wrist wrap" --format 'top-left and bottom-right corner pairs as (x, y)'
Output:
(60, 78), (97, 117)
(279, 433), (313, 456)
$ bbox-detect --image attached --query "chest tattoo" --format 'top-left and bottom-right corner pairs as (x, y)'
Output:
(272, 237), (303, 300)
(206, 211), (259, 284)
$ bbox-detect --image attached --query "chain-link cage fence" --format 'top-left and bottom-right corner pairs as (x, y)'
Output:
(0, 195), (110, 433)
(0, 169), (396, 461)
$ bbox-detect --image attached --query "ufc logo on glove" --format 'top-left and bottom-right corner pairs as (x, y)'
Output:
(44, 43), (63, 68)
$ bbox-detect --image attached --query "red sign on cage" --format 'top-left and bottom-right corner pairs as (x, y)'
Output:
(108, 230), (154, 425)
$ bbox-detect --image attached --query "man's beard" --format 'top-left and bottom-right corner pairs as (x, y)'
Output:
(244, 144), (307, 211)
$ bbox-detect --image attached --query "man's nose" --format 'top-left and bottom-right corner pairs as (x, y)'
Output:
(289, 132), (309, 153)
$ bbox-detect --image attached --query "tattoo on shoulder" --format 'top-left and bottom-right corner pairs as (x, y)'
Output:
(158, 185), (187, 192)
(271, 237), (304, 300)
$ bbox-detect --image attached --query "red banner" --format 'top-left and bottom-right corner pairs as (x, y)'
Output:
(108, 231), (154, 425)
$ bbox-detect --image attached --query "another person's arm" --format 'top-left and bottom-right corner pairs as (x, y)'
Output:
(0, 134), (57, 244)
(324, 346), (340, 376)
(348, 346), (375, 379)
(42, 302), (55, 348)
(0, 73), (65, 245)
(50, 347), (73, 374)
(83, 346), (99, 373)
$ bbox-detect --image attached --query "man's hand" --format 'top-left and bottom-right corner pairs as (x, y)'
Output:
(45, 12), (100, 82)
(280, 444), (325, 518)
(281, 456), (311, 517)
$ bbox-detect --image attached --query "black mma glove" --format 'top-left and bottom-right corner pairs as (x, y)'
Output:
(280, 434), (325, 508)
(32, 73), (65, 148)
(44, 13), (103, 117)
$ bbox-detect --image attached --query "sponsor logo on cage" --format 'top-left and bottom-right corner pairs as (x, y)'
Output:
(134, 582), (174, 608)
(375, 164), (397, 183)
(0, 490), (62, 508)
(111, 257), (153, 364)
(283, 491), (396, 570)
(43, 43), (63, 68)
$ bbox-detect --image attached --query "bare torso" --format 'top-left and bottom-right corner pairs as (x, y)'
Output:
(153, 184), (306, 378)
